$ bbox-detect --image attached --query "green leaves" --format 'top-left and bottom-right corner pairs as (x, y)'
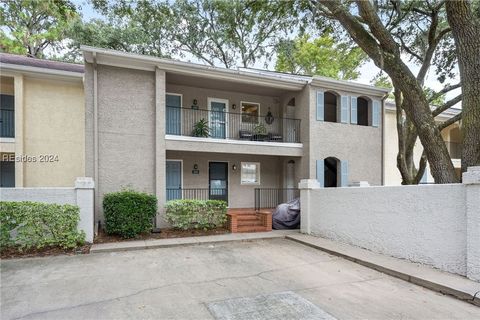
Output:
(103, 189), (158, 238)
(0, 201), (85, 250)
(0, 0), (79, 58)
(275, 33), (367, 80)
(165, 199), (227, 230)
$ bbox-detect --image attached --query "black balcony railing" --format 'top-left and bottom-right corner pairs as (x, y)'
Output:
(445, 141), (462, 159)
(166, 106), (301, 143)
(0, 109), (14, 138)
(254, 188), (300, 210)
(166, 188), (228, 202)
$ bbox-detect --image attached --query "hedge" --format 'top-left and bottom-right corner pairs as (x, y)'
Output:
(103, 190), (158, 238)
(0, 201), (85, 250)
(165, 199), (227, 230)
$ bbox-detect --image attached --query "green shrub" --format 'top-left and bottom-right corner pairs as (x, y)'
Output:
(103, 190), (157, 238)
(165, 199), (227, 230)
(0, 201), (85, 250)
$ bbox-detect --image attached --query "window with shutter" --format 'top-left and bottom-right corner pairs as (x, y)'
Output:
(316, 91), (324, 121)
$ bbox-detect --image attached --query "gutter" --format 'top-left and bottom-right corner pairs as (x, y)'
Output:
(0, 62), (83, 79)
(93, 52), (99, 225)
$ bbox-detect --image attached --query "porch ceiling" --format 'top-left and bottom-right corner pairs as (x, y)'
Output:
(166, 73), (301, 96)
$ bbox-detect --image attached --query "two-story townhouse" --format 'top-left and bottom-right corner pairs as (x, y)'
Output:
(0, 54), (85, 188)
(81, 47), (389, 227)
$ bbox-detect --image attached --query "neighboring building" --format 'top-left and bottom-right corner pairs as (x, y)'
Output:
(81, 47), (389, 226)
(383, 100), (462, 185)
(0, 53), (85, 188)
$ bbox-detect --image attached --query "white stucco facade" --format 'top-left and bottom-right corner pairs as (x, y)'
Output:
(299, 167), (480, 281)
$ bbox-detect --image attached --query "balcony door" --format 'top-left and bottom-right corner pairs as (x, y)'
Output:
(209, 162), (228, 204)
(208, 98), (228, 139)
(166, 93), (182, 135)
(166, 160), (182, 201)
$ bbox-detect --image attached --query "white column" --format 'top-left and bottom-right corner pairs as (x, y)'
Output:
(75, 177), (95, 243)
(298, 179), (320, 234)
(463, 166), (480, 281)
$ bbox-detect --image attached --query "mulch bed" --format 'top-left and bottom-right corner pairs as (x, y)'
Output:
(94, 227), (230, 244)
(1, 244), (91, 260)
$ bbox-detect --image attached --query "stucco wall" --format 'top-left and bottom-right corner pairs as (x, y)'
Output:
(95, 65), (157, 221)
(383, 109), (425, 185)
(166, 83), (281, 117)
(301, 183), (469, 276)
(1, 177), (95, 242)
(166, 151), (298, 208)
(22, 77), (85, 187)
(308, 85), (383, 185)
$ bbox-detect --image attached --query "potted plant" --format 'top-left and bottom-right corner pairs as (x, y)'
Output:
(192, 118), (210, 137)
(253, 123), (267, 141)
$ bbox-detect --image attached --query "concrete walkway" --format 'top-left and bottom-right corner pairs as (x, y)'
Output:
(287, 233), (480, 307)
(90, 230), (299, 253)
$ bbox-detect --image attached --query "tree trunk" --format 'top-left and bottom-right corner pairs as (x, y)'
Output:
(446, 1), (480, 173)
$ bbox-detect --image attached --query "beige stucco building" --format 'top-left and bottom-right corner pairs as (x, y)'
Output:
(0, 54), (85, 188)
(383, 100), (462, 185)
(80, 47), (389, 226)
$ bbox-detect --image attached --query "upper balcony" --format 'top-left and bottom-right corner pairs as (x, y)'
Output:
(165, 106), (303, 157)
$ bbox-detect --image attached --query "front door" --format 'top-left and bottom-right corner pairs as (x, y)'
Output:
(166, 160), (182, 201)
(166, 94), (182, 135)
(209, 98), (228, 139)
(209, 162), (228, 203)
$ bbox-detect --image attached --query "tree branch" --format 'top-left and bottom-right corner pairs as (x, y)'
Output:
(428, 82), (461, 102)
(438, 112), (462, 131)
(432, 93), (462, 116)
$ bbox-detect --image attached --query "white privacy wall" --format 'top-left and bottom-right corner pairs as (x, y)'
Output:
(0, 177), (95, 243)
(299, 167), (480, 281)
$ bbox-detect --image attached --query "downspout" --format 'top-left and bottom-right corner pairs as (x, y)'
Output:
(93, 53), (99, 227)
(381, 93), (388, 186)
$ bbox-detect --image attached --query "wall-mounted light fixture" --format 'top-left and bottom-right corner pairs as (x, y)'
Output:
(265, 107), (274, 124)
(232, 164), (237, 171)
(192, 163), (199, 174)
(192, 99), (199, 110)
(232, 104), (236, 110)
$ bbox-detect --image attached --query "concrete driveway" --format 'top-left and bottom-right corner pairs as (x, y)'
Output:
(1, 238), (479, 320)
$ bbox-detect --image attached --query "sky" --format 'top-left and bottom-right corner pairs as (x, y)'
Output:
(73, 0), (461, 104)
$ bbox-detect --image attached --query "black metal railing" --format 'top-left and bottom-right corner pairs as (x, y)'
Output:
(445, 141), (462, 159)
(166, 106), (301, 143)
(0, 109), (14, 138)
(166, 188), (228, 202)
(254, 188), (300, 210)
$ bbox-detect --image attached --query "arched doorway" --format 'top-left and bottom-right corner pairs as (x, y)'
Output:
(324, 157), (340, 188)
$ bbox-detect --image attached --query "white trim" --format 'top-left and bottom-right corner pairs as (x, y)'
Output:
(166, 159), (183, 198)
(166, 92), (183, 134)
(82, 46), (306, 90)
(311, 77), (390, 96)
(0, 63), (83, 80)
(208, 160), (229, 206)
(240, 162), (261, 185)
(240, 101), (260, 124)
(207, 97), (229, 139)
(0, 138), (15, 143)
(165, 134), (303, 149)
